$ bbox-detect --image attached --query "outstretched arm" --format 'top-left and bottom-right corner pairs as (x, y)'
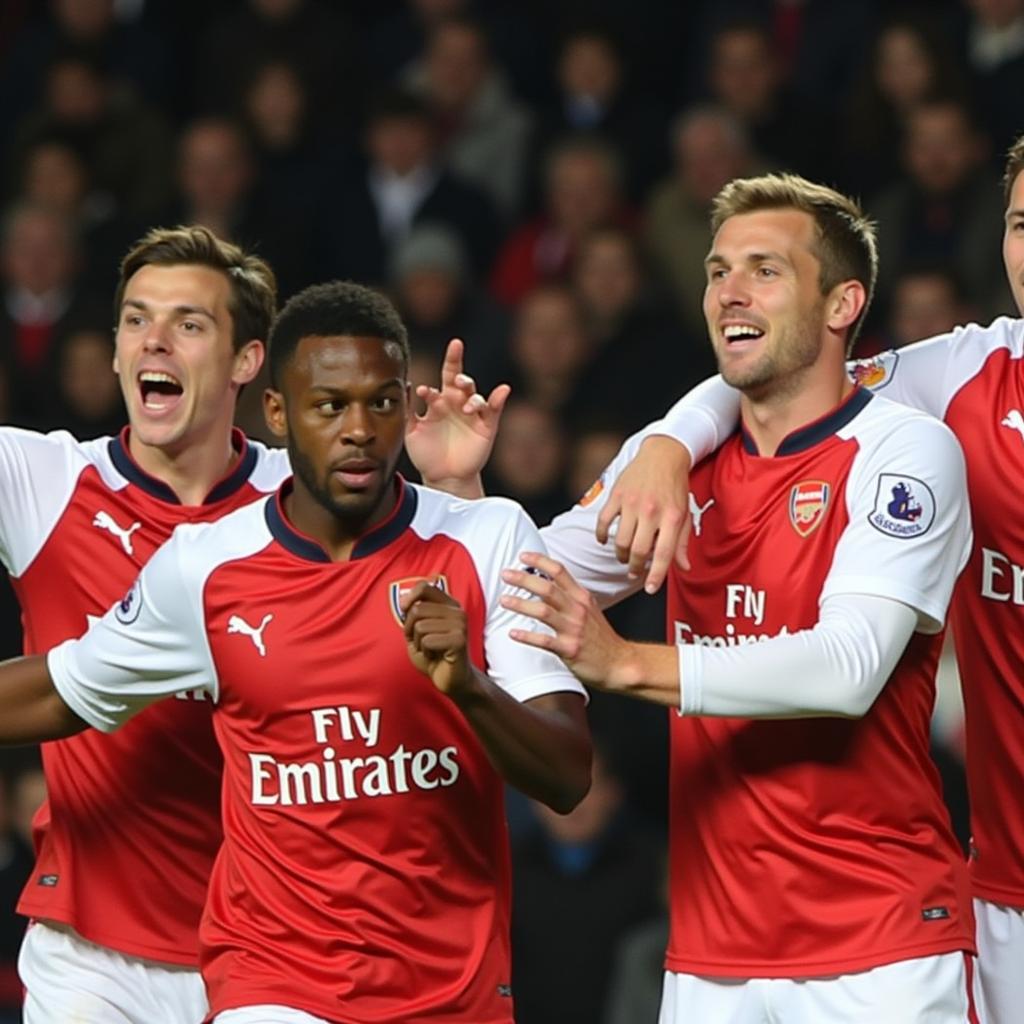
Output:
(0, 654), (88, 743)
(405, 338), (511, 499)
(402, 581), (590, 814)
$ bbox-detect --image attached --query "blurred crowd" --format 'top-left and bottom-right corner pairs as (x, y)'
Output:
(0, 0), (1012, 1020)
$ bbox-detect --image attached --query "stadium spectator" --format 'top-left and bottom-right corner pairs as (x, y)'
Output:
(570, 225), (713, 432)
(7, 52), (172, 221)
(869, 98), (1011, 319)
(490, 134), (634, 306)
(484, 399), (571, 526)
(318, 89), (502, 291)
(168, 117), (314, 302)
(531, 26), (669, 206)
(388, 223), (510, 389)
(403, 15), (534, 218)
(644, 105), (762, 340)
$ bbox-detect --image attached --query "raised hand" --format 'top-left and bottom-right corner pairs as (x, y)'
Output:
(595, 435), (693, 593)
(405, 338), (511, 497)
(401, 580), (473, 696)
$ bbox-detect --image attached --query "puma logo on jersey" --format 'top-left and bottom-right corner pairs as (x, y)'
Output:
(688, 494), (715, 537)
(1001, 408), (1024, 441)
(227, 613), (274, 656)
(93, 511), (142, 555)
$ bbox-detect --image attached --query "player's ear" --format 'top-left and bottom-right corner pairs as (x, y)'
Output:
(233, 339), (265, 387)
(263, 387), (287, 439)
(826, 280), (866, 334)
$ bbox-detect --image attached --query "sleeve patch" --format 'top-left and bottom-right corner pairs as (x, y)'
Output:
(867, 474), (936, 539)
(114, 578), (143, 625)
(850, 351), (898, 390)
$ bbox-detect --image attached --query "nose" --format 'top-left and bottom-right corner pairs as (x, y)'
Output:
(339, 403), (375, 444)
(141, 319), (172, 353)
(715, 269), (752, 309)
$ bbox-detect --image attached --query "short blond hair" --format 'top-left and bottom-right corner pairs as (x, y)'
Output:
(711, 174), (878, 352)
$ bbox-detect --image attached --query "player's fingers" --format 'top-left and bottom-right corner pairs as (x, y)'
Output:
(595, 490), (621, 545)
(613, 506), (639, 567)
(461, 392), (488, 414)
(486, 383), (512, 416)
(513, 553), (588, 604)
(626, 515), (658, 579)
(507, 627), (560, 653)
(418, 631), (466, 654)
(675, 514), (692, 573)
(440, 338), (465, 387)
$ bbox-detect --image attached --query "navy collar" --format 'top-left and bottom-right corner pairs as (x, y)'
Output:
(264, 476), (418, 563)
(740, 387), (872, 457)
(109, 427), (258, 505)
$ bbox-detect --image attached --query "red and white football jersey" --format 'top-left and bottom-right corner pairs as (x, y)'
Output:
(48, 479), (584, 1024)
(0, 426), (288, 964)
(853, 318), (1024, 909)
(544, 389), (975, 976)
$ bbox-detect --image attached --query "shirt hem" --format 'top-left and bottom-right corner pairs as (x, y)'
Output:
(208, 993), (513, 1024)
(15, 903), (199, 967)
(972, 881), (1024, 910)
(664, 935), (975, 979)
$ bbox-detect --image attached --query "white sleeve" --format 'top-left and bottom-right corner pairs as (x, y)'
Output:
(640, 374), (741, 463)
(679, 592), (918, 718)
(46, 534), (217, 732)
(847, 334), (955, 419)
(0, 428), (85, 574)
(822, 412), (971, 632)
(481, 503), (587, 704)
(540, 431), (648, 609)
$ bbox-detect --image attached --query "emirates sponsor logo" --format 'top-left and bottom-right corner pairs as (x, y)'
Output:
(980, 547), (1024, 605)
(249, 704), (460, 806)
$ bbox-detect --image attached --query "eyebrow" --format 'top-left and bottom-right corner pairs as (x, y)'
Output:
(704, 250), (790, 268)
(310, 378), (406, 394)
(121, 299), (218, 321)
(1006, 208), (1024, 221)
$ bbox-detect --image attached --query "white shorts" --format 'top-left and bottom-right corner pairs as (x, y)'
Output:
(658, 952), (975, 1023)
(214, 1009), (330, 1024)
(19, 920), (207, 1024)
(973, 897), (1024, 1024)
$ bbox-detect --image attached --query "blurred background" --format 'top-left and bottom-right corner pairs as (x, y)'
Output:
(0, 0), (1001, 1019)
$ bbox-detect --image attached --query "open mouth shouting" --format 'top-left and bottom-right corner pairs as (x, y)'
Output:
(138, 371), (184, 414)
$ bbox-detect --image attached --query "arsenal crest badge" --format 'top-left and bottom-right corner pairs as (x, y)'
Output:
(389, 575), (450, 624)
(789, 481), (830, 537)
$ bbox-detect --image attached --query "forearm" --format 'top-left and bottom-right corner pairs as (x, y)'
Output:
(678, 594), (918, 718)
(449, 676), (590, 813)
(0, 655), (88, 744)
(642, 373), (741, 463)
(600, 594), (918, 718)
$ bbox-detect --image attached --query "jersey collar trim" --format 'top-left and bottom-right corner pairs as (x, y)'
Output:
(740, 387), (873, 457)
(264, 476), (418, 562)
(109, 427), (257, 505)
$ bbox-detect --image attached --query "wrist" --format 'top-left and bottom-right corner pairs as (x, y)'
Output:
(640, 434), (693, 469)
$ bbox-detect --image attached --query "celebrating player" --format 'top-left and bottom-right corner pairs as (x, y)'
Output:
(0, 280), (590, 1024)
(2, 225), (288, 1022)
(606, 136), (1024, 1024)
(424, 175), (977, 1022)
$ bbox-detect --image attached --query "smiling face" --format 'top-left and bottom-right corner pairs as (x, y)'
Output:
(703, 208), (831, 396)
(114, 263), (262, 456)
(1003, 169), (1024, 316)
(265, 335), (410, 531)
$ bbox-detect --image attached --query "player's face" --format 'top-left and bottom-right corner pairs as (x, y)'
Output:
(269, 335), (410, 527)
(1003, 169), (1024, 317)
(114, 264), (263, 455)
(703, 208), (829, 395)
